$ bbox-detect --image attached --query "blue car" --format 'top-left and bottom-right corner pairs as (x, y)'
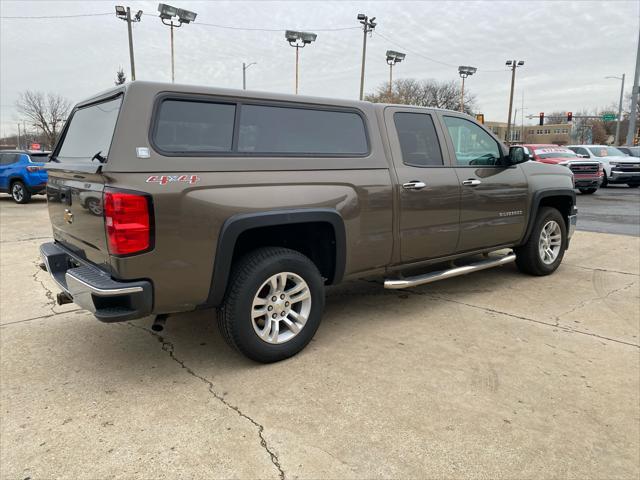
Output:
(0, 151), (49, 203)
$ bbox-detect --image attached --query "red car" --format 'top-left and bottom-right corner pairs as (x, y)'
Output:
(522, 144), (603, 194)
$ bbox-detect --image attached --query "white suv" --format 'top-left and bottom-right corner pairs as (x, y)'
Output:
(566, 145), (640, 188)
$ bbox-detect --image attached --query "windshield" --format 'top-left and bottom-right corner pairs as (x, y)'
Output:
(56, 96), (122, 163)
(588, 146), (625, 157)
(534, 148), (577, 159)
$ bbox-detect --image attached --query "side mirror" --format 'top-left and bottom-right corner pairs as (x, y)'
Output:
(508, 146), (529, 165)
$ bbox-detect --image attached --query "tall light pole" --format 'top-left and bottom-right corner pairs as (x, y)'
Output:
(505, 60), (524, 144)
(115, 6), (143, 81)
(285, 30), (317, 94)
(242, 62), (257, 90)
(158, 3), (197, 83)
(357, 13), (377, 100)
(606, 74), (626, 145)
(386, 50), (405, 95)
(626, 27), (640, 146)
(457, 65), (477, 113)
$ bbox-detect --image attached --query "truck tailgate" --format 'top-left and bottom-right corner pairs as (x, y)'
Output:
(46, 171), (109, 268)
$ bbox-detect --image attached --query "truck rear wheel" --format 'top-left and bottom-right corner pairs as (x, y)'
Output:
(515, 207), (567, 276)
(218, 247), (325, 363)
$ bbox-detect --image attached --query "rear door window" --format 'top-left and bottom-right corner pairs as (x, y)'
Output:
(153, 100), (236, 153)
(238, 105), (367, 155)
(0, 154), (19, 165)
(393, 112), (443, 166)
(57, 96), (122, 163)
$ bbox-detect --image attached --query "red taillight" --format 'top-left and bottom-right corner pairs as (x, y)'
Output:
(104, 190), (152, 255)
(26, 166), (41, 172)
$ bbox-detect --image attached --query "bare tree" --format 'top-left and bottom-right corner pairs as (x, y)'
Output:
(115, 67), (127, 86)
(365, 78), (477, 115)
(16, 91), (71, 150)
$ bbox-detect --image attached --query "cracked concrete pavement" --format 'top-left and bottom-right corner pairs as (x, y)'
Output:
(1, 196), (639, 479)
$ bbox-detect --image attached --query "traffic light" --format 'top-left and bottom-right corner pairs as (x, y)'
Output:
(567, 111), (572, 122)
(539, 112), (544, 126)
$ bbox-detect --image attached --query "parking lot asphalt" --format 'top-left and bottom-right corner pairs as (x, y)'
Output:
(1, 196), (639, 479)
(576, 185), (640, 236)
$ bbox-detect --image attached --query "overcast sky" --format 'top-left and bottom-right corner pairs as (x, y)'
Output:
(1, 0), (638, 137)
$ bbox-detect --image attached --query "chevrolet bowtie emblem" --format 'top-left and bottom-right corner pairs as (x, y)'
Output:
(64, 209), (73, 224)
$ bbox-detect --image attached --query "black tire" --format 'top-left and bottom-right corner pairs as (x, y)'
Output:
(218, 247), (325, 363)
(515, 207), (567, 276)
(627, 183), (639, 188)
(10, 181), (31, 204)
(579, 188), (597, 195)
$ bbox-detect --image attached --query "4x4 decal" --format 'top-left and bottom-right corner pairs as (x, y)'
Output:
(146, 175), (200, 185)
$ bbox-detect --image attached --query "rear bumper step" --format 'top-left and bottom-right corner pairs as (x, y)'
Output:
(40, 242), (152, 322)
(384, 253), (516, 290)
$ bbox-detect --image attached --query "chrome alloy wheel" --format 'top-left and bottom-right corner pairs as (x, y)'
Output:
(538, 220), (562, 265)
(11, 183), (24, 202)
(251, 272), (312, 344)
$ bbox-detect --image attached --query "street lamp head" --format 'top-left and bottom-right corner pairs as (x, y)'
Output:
(357, 13), (366, 20)
(505, 60), (513, 66)
(517, 60), (525, 66)
(176, 8), (197, 23)
(115, 5), (126, 18)
(386, 50), (406, 64)
(158, 3), (178, 20)
(134, 10), (143, 21)
(285, 30), (317, 45)
(458, 65), (477, 76)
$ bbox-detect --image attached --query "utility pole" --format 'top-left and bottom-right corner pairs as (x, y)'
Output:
(358, 14), (377, 100)
(242, 62), (256, 90)
(458, 66), (476, 113)
(285, 31), (317, 94)
(158, 3), (198, 83)
(606, 74), (626, 145)
(626, 27), (640, 146)
(505, 59), (524, 144)
(386, 50), (405, 95)
(115, 6), (142, 81)
(17, 124), (21, 150)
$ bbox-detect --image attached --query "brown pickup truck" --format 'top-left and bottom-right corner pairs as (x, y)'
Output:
(40, 81), (577, 362)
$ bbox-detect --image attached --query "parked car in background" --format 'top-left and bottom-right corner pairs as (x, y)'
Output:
(618, 146), (640, 158)
(566, 145), (640, 188)
(523, 144), (602, 194)
(0, 150), (49, 203)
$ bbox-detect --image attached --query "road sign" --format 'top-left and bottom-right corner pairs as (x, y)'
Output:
(601, 113), (617, 122)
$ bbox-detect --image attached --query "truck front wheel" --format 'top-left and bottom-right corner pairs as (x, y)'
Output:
(218, 247), (325, 363)
(515, 207), (567, 276)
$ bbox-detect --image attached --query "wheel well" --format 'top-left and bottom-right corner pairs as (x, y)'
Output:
(9, 177), (24, 188)
(539, 196), (572, 227)
(232, 222), (337, 284)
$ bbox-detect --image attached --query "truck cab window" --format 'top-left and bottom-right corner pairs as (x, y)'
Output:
(443, 116), (501, 166)
(393, 112), (443, 167)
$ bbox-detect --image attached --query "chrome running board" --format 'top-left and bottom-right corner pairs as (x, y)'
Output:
(384, 252), (516, 290)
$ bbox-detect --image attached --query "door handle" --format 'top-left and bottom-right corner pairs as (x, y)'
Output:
(462, 179), (482, 187)
(402, 181), (426, 190)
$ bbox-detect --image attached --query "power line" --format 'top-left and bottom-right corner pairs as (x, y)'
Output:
(195, 22), (360, 32)
(0, 12), (112, 19)
(374, 30), (506, 73)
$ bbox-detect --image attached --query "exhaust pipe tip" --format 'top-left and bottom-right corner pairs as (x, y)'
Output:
(151, 315), (168, 332)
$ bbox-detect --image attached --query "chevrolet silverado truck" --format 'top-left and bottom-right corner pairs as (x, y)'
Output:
(40, 81), (577, 363)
